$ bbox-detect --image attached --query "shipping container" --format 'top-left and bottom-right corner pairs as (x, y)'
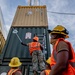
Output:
(12, 5), (48, 27)
(0, 7), (7, 54)
(0, 7), (7, 40)
(0, 27), (51, 75)
(0, 31), (5, 54)
(0, 5), (51, 75)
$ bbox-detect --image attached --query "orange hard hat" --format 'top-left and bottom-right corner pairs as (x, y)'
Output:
(33, 36), (39, 41)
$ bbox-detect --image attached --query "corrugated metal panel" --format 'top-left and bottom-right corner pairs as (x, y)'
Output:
(0, 27), (50, 59)
(0, 31), (5, 53)
(0, 8), (7, 39)
(12, 5), (48, 27)
(0, 27), (51, 75)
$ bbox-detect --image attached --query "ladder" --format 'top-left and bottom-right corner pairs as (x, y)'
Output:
(37, 29), (47, 61)
(23, 29), (47, 75)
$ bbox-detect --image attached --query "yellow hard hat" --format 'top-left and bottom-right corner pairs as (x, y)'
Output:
(33, 36), (39, 41)
(46, 57), (51, 64)
(48, 25), (69, 38)
(9, 57), (22, 67)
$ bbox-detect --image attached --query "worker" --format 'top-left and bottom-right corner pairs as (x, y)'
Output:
(40, 57), (51, 75)
(21, 36), (45, 75)
(7, 57), (22, 75)
(48, 25), (75, 75)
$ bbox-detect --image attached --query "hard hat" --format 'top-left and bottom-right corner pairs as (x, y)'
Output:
(33, 36), (39, 41)
(46, 57), (51, 65)
(9, 57), (22, 67)
(48, 25), (69, 38)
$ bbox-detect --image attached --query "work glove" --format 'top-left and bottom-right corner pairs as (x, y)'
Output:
(21, 42), (24, 45)
(21, 42), (27, 46)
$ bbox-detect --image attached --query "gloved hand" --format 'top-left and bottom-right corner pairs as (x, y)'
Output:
(21, 42), (24, 45)
(21, 42), (27, 46)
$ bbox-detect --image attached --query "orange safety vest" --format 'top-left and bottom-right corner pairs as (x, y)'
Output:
(44, 70), (51, 75)
(50, 38), (75, 75)
(7, 68), (21, 75)
(29, 42), (41, 55)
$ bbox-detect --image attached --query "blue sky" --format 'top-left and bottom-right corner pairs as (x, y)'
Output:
(0, 0), (75, 51)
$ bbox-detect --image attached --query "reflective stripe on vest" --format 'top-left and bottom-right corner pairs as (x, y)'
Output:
(7, 68), (19, 75)
(52, 38), (75, 68)
(29, 42), (41, 54)
(44, 70), (51, 75)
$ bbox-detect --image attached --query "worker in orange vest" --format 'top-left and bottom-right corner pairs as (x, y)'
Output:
(40, 57), (51, 75)
(21, 36), (45, 75)
(48, 25), (75, 75)
(7, 57), (22, 75)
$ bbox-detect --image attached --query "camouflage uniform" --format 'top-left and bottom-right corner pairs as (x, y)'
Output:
(32, 50), (46, 72)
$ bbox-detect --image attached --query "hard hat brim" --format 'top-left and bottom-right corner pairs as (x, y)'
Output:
(9, 62), (22, 67)
(51, 31), (69, 38)
(48, 30), (69, 38)
(48, 30), (52, 33)
(33, 36), (39, 41)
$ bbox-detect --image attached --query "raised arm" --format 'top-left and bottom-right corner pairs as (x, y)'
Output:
(21, 42), (28, 46)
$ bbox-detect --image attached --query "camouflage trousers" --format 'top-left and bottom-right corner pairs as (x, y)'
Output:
(32, 50), (46, 72)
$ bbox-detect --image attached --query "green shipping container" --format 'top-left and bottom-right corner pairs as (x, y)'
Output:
(0, 5), (51, 75)
(0, 27), (51, 75)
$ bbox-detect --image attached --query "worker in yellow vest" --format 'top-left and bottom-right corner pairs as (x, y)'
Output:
(7, 57), (22, 75)
(40, 57), (51, 75)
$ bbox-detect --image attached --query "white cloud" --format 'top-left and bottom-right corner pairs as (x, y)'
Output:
(0, 0), (16, 33)
(44, 0), (75, 51)
(0, 0), (7, 10)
